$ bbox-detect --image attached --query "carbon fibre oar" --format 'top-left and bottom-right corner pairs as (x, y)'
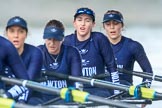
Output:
(0, 98), (44, 108)
(42, 71), (162, 100)
(42, 71), (129, 91)
(117, 68), (162, 82)
(121, 99), (152, 104)
(0, 76), (139, 108)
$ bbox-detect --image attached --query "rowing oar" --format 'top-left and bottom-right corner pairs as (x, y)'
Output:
(42, 71), (162, 100)
(0, 76), (139, 108)
(117, 68), (162, 82)
(0, 98), (44, 108)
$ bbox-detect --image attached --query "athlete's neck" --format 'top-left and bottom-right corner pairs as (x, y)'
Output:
(76, 32), (91, 41)
(109, 36), (122, 45)
(51, 51), (60, 55)
(17, 46), (24, 55)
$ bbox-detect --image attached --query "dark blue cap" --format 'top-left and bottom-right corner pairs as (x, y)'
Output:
(43, 26), (64, 41)
(6, 16), (27, 30)
(74, 7), (95, 21)
(102, 13), (123, 23)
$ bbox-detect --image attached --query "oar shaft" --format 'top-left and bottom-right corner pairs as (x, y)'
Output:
(0, 76), (138, 107)
(69, 75), (129, 91)
(155, 92), (162, 99)
(26, 81), (60, 95)
(0, 76), (60, 95)
(44, 71), (129, 91)
(87, 95), (139, 108)
(132, 72), (153, 79)
(120, 68), (162, 83)
(14, 103), (44, 108)
(121, 99), (152, 104)
(43, 71), (162, 100)
(154, 75), (162, 82)
(93, 79), (129, 91)
(118, 68), (162, 82)
(0, 76), (23, 85)
(118, 68), (153, 79)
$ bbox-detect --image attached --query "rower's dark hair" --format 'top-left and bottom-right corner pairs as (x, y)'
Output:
(45, 19), (65, 31)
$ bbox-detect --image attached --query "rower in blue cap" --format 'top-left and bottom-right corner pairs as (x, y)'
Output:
(63, 7), (120, 97)
(102, 9), (153, 108)
(4, 16), (43, 103)
(28, 19), (82, 105)
(102, 10), (153, 86)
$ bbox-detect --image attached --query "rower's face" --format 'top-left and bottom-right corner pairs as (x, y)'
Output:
(103, 20), (123, 40)
(45, 38), (62, 55)
(6, 26), (27, 49)
(74, 14), (95, 37)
